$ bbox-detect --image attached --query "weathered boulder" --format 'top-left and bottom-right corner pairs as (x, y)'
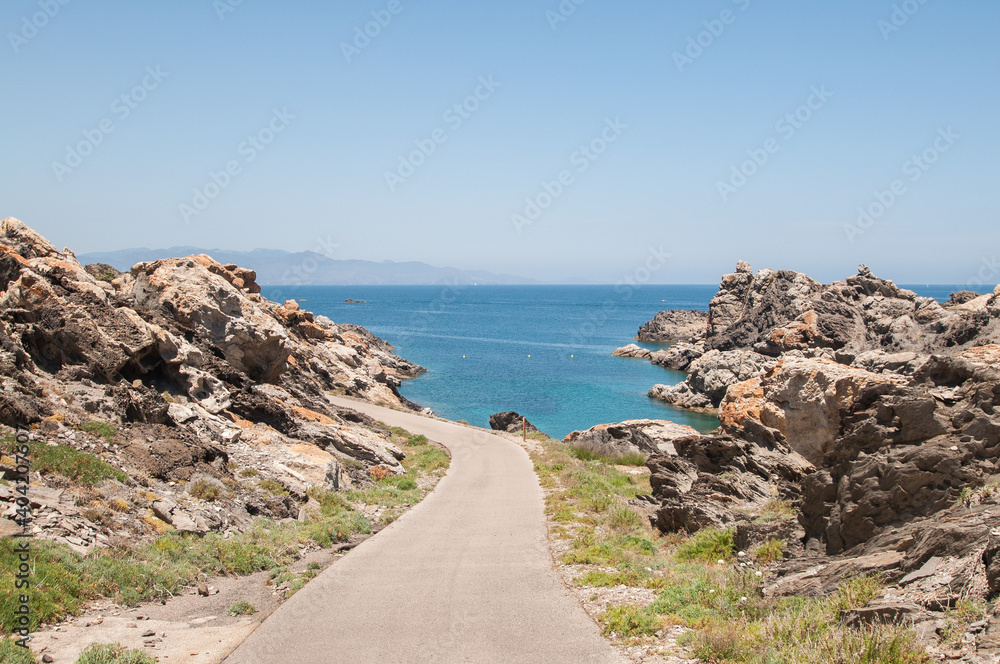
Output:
(637, 310), (708, 343)
(130, 257), (291, 383)
(612, 343), (652, 359)
(650, 343), (703, 372)
(647, 382), (713, 411)
(647, 431), (812, 534)
(489, 411), (543, 436)
(564, 421), (662, 458)
(720, 357), (905, 464)
(648, 349), (776, 411)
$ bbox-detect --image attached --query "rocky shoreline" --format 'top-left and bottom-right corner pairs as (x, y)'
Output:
(602, 260), (1000, 660)
(0, 216), (433, 571)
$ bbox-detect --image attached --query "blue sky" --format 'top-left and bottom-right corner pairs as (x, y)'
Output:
(1, 0), (997, 284)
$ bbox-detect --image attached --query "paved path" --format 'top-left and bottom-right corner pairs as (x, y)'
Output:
(223, 397), (628, 664)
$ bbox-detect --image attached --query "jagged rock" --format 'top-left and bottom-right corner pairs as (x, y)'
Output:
(649, 349), (776, 412)
(0, 217), (431, 552)
(489, 411), (541, 435)
(637, 310), (708, 343)
(612, 344), (652, 359)
(564, 422), (657, 458)
(130, 257), (291, 383)
(564, 419), (699, 459)
(650, 343), (703, 372)
(647, 382), (714, 411)
(720, 357), (906, 464)
(647, 431), (811, 534)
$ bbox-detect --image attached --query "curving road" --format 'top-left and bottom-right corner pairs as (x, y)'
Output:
(223, 396), (628, 664)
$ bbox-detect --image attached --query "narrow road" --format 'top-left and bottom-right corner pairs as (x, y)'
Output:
(223, 397), (628, 664)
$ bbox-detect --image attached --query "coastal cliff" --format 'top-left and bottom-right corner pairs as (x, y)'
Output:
(595, 262), (1000, 660)
(0, 217), (427, 555)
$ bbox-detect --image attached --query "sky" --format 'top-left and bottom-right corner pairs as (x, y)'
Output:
(1, 1), (998, 285)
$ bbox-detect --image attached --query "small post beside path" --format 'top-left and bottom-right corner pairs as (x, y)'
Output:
(522, 418), (526, 442)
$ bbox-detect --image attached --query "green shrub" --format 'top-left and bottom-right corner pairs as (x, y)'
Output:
(189, 480), (221, 501)
(259, 480), (288, 496)
(755, 538), (786, 563)
(406, 446), (449, 472)
(569, 446), (647, 466)
(3, 434), (128, 486)
(79, 421), (118, 441)
(605, 504), (645, 534)
(829, 574), (883, 615)
(239, 467), (260, 478)
(227, 600), (257, 616)
(600, 604), (660, 638)
(675, 528), (735, 564)
(75, 642), (156, 664)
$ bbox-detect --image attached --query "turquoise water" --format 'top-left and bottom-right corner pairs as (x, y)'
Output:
(260, 284), (989, 440)
(262, 285), (720, 439)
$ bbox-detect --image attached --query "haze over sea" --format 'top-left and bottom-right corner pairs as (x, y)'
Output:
(262, 284), (987, 440)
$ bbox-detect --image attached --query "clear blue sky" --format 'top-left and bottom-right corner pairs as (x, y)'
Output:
(2, 1), (997, 284)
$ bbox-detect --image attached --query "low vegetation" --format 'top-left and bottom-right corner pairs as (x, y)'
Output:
(75, 643), (157, 664)
(0, 637), (38, 664)
(2, 434), (128, 486)
(528, 434), (931, 663)
(227, 600), (257, 616)
(0, 425), (449, 635)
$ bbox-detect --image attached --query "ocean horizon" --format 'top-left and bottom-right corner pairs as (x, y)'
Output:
(261, 283), (991, 440)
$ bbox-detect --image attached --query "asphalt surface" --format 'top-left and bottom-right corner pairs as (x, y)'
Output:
(222, 396), (628, 664)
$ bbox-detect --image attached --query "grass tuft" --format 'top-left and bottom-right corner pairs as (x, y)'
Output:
(75, 642), (157, 664)
(227, 600), (258, 616)
(674, 528), (735, 564)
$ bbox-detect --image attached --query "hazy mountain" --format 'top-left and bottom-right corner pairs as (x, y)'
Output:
(77, 247), (538, 286)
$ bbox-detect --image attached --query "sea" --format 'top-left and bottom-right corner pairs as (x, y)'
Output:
(260, 284), (991, 440)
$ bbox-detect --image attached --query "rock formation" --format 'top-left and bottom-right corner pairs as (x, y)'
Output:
(0, 217), (425, 554)
(564, 419), (700, 459)
(636, 309), (708, 343)
(644, 262), (1000, 416)
(612, 343), (653, 359)
(627, 261), (1000, 661)
(489, 411), (543, 437)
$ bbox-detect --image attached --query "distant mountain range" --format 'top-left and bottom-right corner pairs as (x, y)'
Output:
(76, 247), (537, 286)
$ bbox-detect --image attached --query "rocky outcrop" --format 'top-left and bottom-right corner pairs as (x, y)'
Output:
(489, 411), (543, 437)
(612, 343), (652, 359)
(635, 263), (1000, 418)
(564, 419), (701, 459)
(650, 343), (703, 371)
(649, 349), (776, 410)
(719, 356), (907, 464)
(645, 425), (811, 536)
(637, 310), (708, 343)
(0, 217), (426, 554)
